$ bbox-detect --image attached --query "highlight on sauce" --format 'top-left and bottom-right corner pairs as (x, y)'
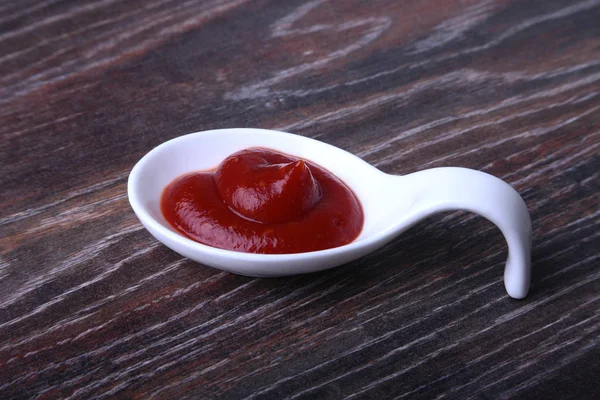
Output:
(161, 148), (364, 254)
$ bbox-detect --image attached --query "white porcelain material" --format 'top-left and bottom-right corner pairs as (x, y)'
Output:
(128, 128), (532, 299)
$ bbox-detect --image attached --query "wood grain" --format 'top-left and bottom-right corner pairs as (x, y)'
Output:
(1, 0), (599, 399)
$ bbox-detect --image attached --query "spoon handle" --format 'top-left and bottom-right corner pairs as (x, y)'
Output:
(401, 167), (532, 299)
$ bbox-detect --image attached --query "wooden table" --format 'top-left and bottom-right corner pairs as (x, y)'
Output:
(1, 1), (599, 398)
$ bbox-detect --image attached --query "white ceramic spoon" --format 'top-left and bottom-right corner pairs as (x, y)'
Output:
(128, 128), (532, 299)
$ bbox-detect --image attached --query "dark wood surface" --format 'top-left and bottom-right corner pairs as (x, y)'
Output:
(1, 0), (599, 399)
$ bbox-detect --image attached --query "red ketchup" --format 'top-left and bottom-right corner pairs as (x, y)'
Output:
(161, 148), (363, 254)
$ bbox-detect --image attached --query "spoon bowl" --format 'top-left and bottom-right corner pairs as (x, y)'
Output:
(128, 128), (531, 298)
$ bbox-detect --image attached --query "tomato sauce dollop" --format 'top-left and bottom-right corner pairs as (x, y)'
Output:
(161, 148), (363, 254)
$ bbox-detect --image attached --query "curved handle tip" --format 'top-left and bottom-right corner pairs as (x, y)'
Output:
(402, 167), (532, 299)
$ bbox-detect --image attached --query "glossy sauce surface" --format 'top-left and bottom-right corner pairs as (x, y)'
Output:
(161, 148), (363, 254)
